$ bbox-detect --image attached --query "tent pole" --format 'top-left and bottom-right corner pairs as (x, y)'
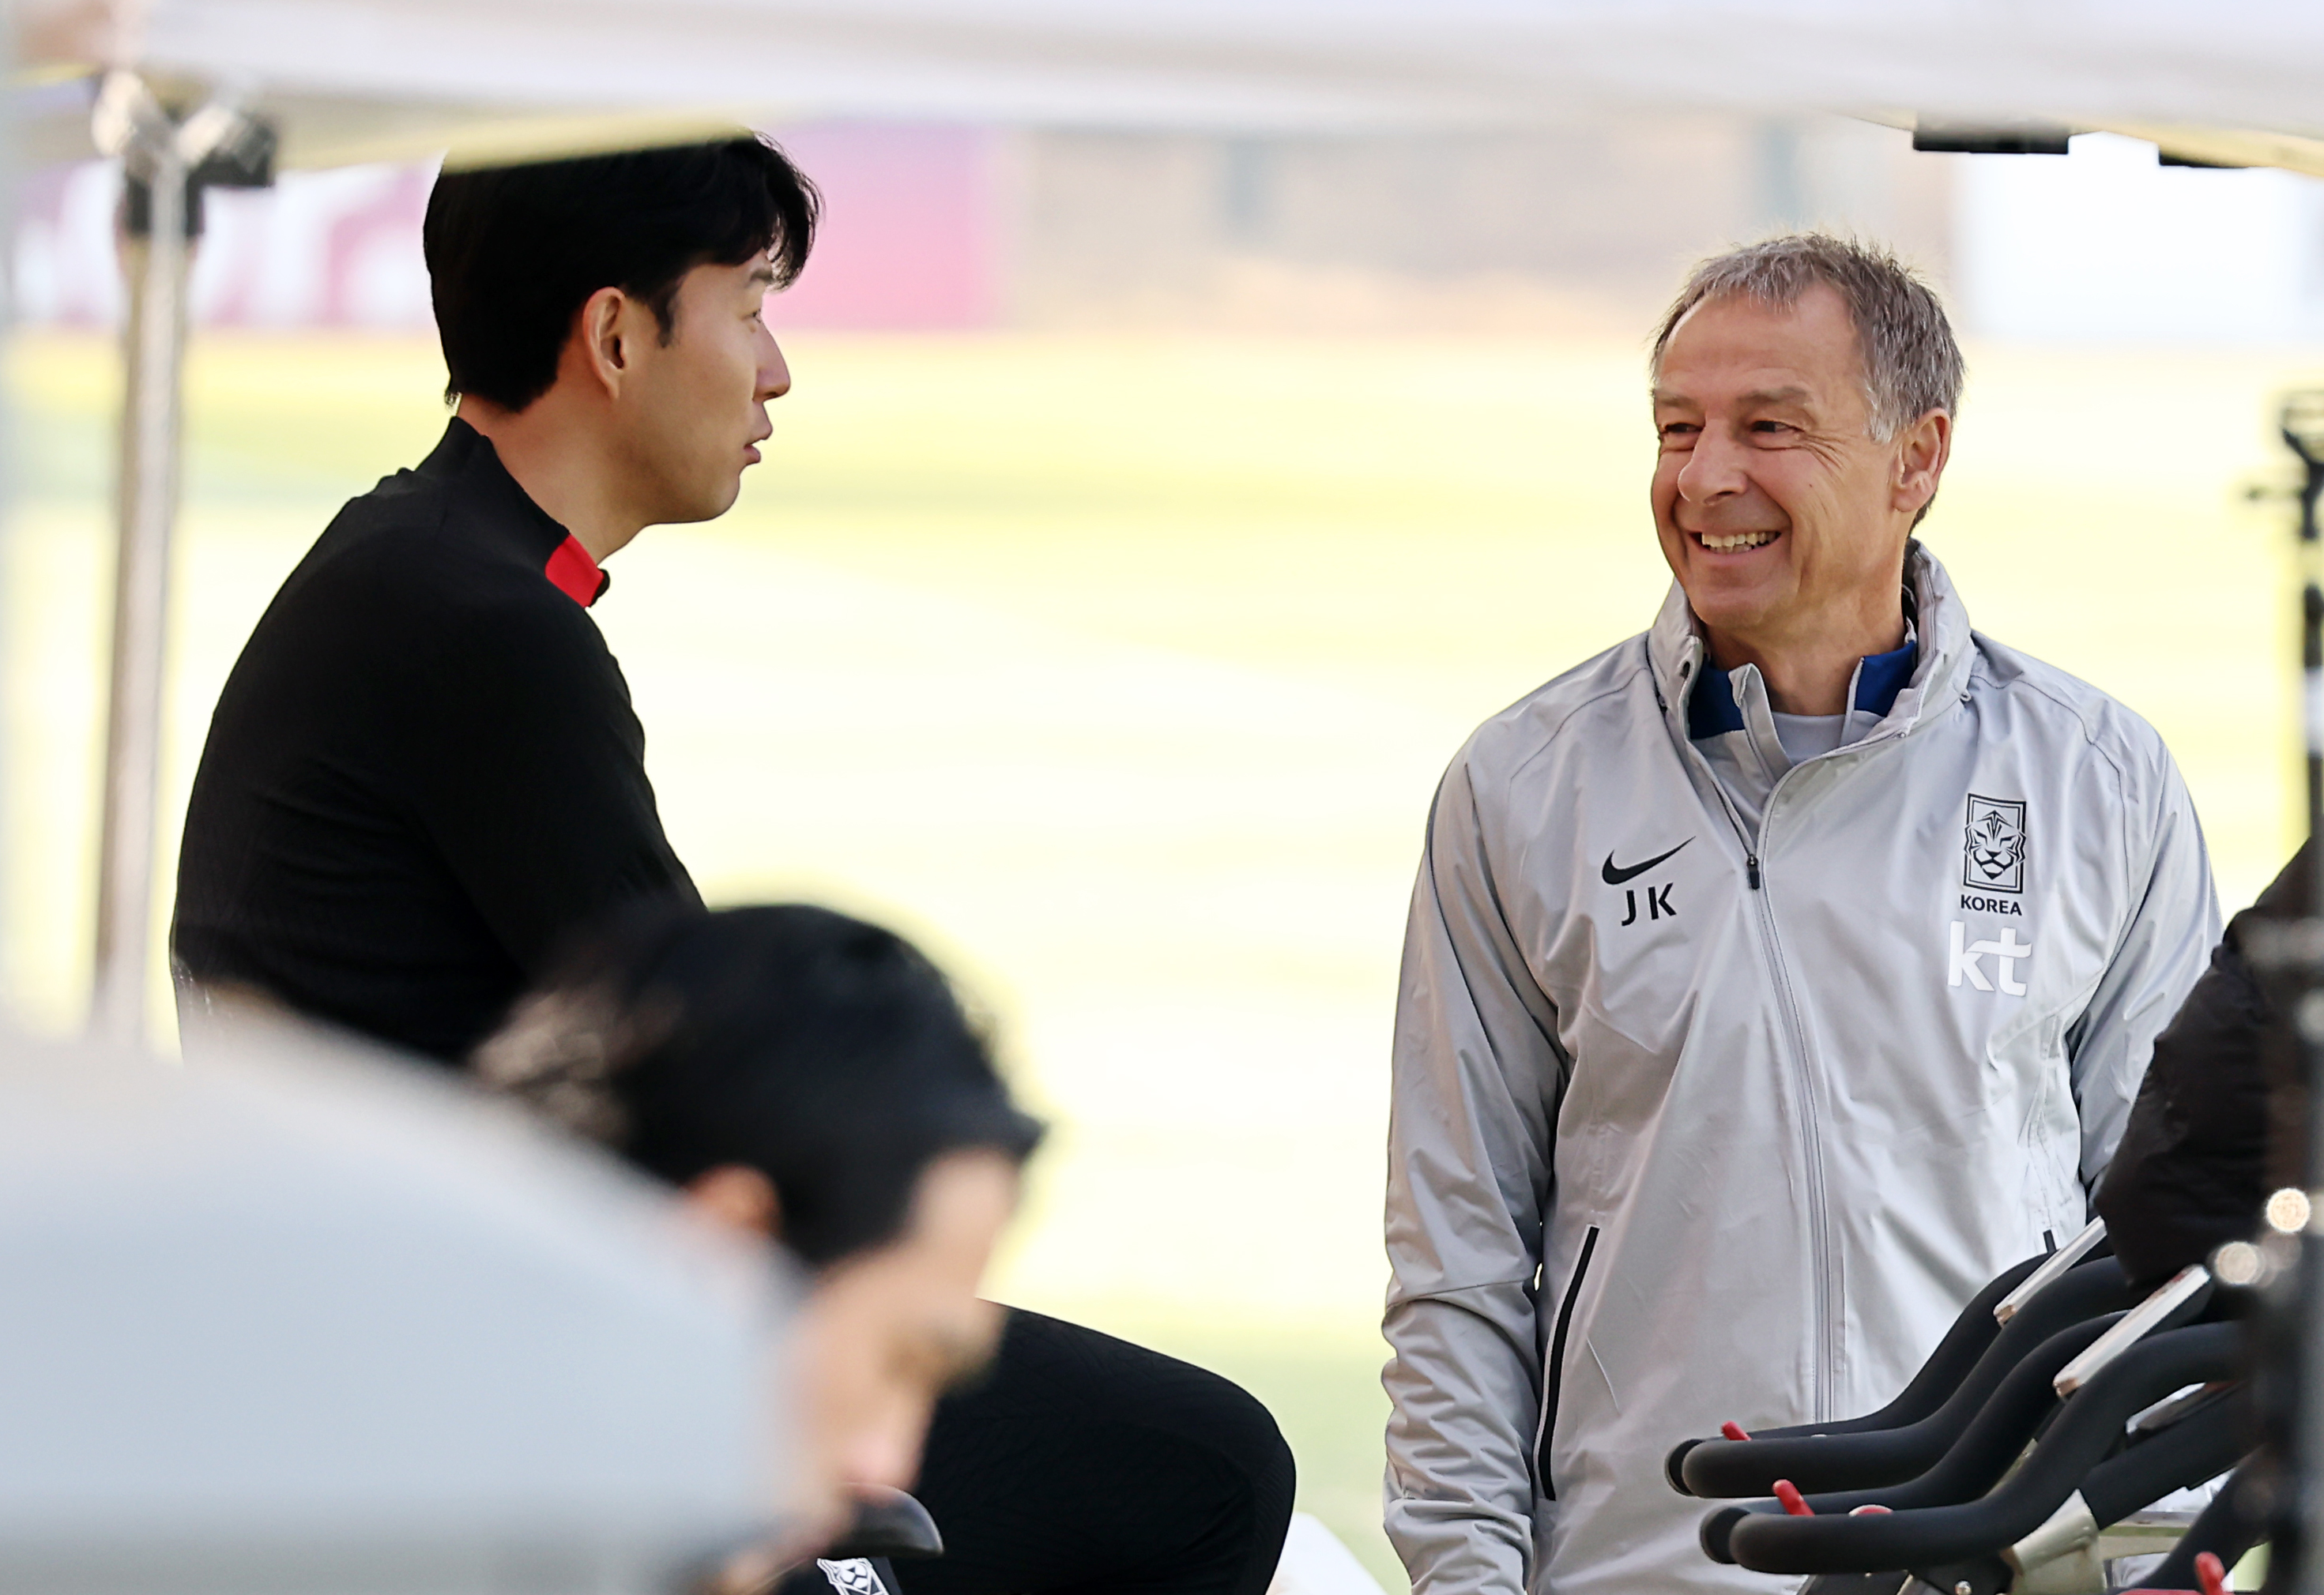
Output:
(89, 149), (189, 1047)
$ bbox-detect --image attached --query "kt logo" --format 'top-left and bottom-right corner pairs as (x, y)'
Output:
(1949, 922), (2033, 995)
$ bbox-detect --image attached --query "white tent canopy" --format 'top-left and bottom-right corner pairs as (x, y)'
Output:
(15, 1), (2324, 171)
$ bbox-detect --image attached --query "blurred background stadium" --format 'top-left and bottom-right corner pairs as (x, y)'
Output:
(6, 111), (2318, 1580)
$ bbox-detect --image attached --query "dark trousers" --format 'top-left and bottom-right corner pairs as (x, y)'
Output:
(899, 1308), (1297, 1595)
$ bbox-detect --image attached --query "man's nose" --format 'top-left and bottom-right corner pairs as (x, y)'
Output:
(759, 324), (792, 402)
(1675, 425), (1749, 502)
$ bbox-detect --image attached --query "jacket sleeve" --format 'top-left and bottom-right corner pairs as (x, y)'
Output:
(2067, 747), (2219, 1194)
(1384, 755), (1566, 1595)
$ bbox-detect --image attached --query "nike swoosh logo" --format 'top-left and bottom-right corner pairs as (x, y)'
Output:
(1602, 838), (1693, 885)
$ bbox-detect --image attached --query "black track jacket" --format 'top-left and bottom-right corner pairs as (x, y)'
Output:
(172, 419), (700, 1062)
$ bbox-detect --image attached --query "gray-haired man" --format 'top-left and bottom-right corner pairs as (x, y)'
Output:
(1382, 235), (2219, 1595)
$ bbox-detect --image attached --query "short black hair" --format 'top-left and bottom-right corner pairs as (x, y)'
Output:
(423, 135), (819, 412)
(473, 902), (1043, 1269)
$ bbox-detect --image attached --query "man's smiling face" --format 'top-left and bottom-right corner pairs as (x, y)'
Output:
(1650, 283), (1921, 656)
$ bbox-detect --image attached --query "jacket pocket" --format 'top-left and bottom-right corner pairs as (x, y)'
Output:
(1535, 1224), (1600, 1502)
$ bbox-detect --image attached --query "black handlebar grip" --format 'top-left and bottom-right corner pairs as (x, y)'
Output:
(1724, 1322), (2239, 1575)
(1699, 1503), (1752, 1564)
(1681, 1256), (2136, 1499)
(1667, 1437), (1706, 1495)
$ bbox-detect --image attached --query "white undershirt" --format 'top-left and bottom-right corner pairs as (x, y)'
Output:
(1769, 712), (1848, 763)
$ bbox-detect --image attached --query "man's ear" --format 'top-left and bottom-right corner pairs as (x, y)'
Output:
(576, 284), (635, 400)
(1893, 408), (1952, 517)
(684, 1164), (783, 1240)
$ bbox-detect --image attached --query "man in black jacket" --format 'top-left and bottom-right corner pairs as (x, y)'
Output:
(174, 137), (1294, 1595)
(174, 139), (808, 1058)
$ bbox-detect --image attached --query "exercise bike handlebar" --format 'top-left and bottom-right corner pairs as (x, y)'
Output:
(2077, 1389), (2243, 1529)
(2053, 1264), (2210, 1396)
(1994, 1217), (2109, 1324)
(1675, 1255), (2138, 1500)
(1697, 1311), (2129, 1563)
(1721, 1322), (2240, 1577)
(1667, 1249), (2049, 1494)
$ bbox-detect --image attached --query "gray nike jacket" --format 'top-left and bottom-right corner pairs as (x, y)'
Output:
(1383, 548), (2217, 1595)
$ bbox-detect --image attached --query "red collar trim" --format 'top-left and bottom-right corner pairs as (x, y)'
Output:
(544, 535), (608, 608)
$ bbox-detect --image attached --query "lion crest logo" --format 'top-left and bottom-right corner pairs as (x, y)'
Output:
(1964, 795), (2028, 893)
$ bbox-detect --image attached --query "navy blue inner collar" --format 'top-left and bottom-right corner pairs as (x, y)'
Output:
(1688, 631), (1918, 740)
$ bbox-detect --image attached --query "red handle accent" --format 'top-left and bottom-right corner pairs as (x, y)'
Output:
(1772, 1480), (1813, 1517)
(2119, 1552), (2228, 1595)
(2127, 1552), (2232, 1595)
(1848, 1504), (1893, 1517)
(1720, 1421), (1751, 1443)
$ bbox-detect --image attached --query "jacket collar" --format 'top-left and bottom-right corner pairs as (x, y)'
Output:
(1648, 540), (1973, 748)
(1687, 624), (1918, 737)
(420, 419), (609, 608)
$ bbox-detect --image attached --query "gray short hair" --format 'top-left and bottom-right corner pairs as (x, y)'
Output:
(1650, 234), (1964, 441)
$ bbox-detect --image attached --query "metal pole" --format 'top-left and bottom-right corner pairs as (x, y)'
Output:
(78, 76), (270, 1049)
(89, 152), (188, 1046)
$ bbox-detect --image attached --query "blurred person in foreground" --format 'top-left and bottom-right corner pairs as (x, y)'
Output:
(173, 139), (1291, 1595)
(1383, 234), (2219, 1595)
(473, 902), (1045, 1586)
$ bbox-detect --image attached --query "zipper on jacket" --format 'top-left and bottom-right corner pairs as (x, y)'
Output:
(1535, 1224), (1601, 1501)
(1744, 833), (1840, 1422)
(1659, 637), (1948, 1424)
(1679, 744), (1838, 1421)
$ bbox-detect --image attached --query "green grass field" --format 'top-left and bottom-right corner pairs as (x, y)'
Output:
(4, 327), (2315, 1584)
